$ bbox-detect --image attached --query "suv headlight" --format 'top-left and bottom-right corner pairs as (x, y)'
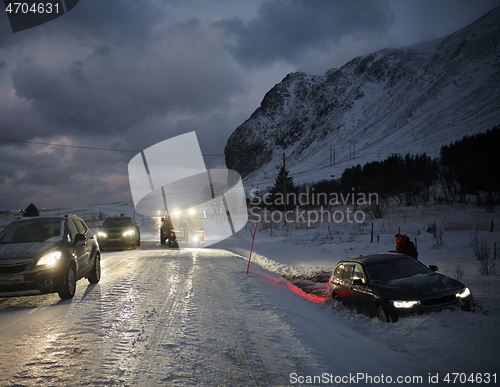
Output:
(37, 251), (62, 266)
(97, 231), (107, 237)
(456, 287), (471, 299)
(391, 300), (419, 308)
(123, 229), (135, 237)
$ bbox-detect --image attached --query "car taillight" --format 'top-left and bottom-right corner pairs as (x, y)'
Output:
(170, 232), (175, 237)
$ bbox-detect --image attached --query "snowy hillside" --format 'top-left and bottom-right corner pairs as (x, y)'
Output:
(225, 6), (500, 187)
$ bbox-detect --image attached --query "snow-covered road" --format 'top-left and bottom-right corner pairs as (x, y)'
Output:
(0, 239), (451, 386)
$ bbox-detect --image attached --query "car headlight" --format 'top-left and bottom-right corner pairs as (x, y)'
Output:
(456, 287), (471, 299)
(391, 300), (419, 308)
(97, 231), (107, 237)
(37, 251), (62, 266)
(123, 229), (135, 237)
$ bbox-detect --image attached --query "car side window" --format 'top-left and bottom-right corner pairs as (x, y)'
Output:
(74, 218), (89, 234)
(342, 264), (354, 283)
(67, 219), (79, 242)
(352, 264), (366, 284)
(333, 264), (343, 279)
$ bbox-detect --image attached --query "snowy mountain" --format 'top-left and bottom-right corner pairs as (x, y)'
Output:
(225, 6), (500, 186)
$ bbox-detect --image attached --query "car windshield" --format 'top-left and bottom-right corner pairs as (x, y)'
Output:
(0, 219), (63, 243)
(102, 218), (132, 227)
(365, 257), (430, 282)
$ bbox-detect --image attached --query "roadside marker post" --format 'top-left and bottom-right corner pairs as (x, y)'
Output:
(246, 220), (259, 274)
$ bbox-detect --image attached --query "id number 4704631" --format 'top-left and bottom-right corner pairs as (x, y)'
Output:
(443, 373), (496, 384)
(5, 2), (61, 14)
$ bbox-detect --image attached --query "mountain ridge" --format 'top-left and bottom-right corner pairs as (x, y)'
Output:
(225, 6), (500, 187)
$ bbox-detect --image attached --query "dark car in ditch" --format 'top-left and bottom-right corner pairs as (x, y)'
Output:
(0, 214), (101, 299)
(328, 253), (473, 322)
(97, 216), (140, 249)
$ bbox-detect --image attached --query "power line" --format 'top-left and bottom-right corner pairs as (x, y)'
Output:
(0, 137), (225, 157)
(0, 137), (138, 153)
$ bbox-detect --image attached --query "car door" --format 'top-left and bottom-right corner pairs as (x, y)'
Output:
(74, 218), (95, 272)
(333, 264), (355, 306)
(67, 218), (91, 276)
(350, 263), (373, 312)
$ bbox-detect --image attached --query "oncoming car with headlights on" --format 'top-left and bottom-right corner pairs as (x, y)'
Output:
(0, 214), (101, 299)
(328, 253), (474, 322)
(97, 216), (140, 250)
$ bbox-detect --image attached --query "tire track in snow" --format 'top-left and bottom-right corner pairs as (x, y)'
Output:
(126, 250), (200, 385)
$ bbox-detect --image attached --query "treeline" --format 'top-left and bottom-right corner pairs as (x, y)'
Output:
(339, 153), (438, 205)
(301, 126), (500, 209)
(440, 126), (500, 206)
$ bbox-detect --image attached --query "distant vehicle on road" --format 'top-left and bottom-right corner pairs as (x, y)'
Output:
(0, 214), (101, 299)
(328, 253), (473, 322)
(160, 209), (206, 248)
(97, 216), (141, 249)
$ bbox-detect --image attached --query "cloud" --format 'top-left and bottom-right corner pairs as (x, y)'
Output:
(217, 0), (394, 68)
(0, 2), (249, 209)
(388, 0), (500, 47)
(0, 138), (133, 209)
(3, 19), (244, 141)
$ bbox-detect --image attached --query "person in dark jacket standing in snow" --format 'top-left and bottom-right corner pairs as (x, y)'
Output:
(393, 233), (418, 259)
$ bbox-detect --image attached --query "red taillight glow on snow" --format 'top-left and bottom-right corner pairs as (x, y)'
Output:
(285, 281), (326, 303)
(262, 275), (326, 303)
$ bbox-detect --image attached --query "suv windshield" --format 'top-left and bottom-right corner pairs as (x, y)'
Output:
(365, 258), (429, 282)
(102, 218), (133, 227)
(0, 219), (63, 243)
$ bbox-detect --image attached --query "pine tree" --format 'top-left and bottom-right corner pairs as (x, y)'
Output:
(269, 166), (297, 210)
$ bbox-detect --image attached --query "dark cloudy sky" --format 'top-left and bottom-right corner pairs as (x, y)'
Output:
(0, 0), (498, 211)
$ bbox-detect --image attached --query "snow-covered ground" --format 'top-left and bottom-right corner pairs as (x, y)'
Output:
(1, 201), (499, 386)
(219, 201), (500, 378)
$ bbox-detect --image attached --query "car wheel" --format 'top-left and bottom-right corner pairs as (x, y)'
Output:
(331, 292), (340, 302)
(88, 254), (101, 284)
(375, 303), (390, 323)
(168, 237), (177, 248)
(160, 234), (166, 244)
(137, 236), (141, 247)
(58, 263), (77, 299)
